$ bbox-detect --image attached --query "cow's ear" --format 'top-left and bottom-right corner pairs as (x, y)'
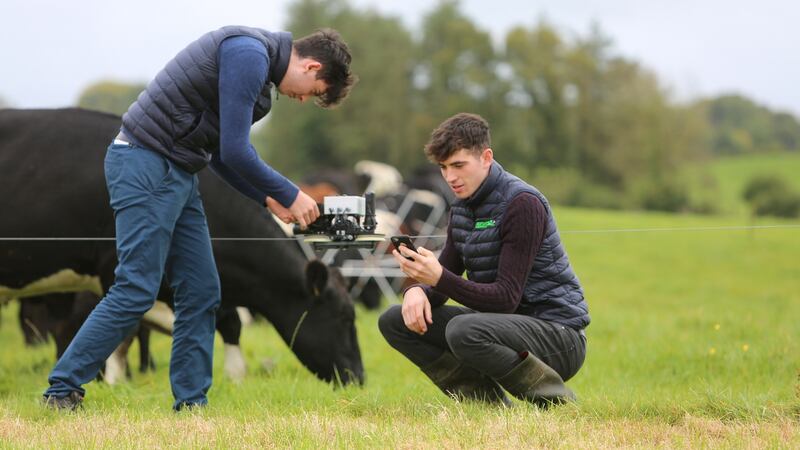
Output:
(305, 260), (329, 298)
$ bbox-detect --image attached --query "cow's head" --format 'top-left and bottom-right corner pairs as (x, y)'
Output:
(290, 260), (364, 386)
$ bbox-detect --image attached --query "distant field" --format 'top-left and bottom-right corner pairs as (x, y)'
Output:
(1, 207), (798, 448)
(686, 152), (800, 217)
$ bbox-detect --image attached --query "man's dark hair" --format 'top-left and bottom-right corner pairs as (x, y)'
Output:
(424, 113), (491, 162)
(293, 28), (356, 108)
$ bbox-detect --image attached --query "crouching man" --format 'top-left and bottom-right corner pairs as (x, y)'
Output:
(379, 113), (589, 407)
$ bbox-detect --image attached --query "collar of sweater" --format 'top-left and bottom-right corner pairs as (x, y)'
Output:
(268, 31), (293, 87)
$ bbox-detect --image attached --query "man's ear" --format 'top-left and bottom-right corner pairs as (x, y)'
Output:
(304, 60), (322, 73)
(481, 148), (494, 168)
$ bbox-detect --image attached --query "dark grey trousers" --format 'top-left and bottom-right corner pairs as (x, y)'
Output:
(378, 305), (586, 381)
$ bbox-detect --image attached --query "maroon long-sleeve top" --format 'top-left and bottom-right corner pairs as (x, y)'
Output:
(410, 192), (547, 313)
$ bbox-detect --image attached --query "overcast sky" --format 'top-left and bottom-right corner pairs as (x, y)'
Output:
(1, 0), (797, 115)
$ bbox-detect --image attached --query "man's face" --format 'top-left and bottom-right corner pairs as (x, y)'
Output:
(277, 58), (329, 103)
(438, 148), (493, 199)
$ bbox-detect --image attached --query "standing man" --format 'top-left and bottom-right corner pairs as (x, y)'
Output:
(379, 113), (589, 407)
(43, 26), (355, 411)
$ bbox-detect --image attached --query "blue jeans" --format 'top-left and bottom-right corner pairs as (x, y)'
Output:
(44, 142), (221, 410)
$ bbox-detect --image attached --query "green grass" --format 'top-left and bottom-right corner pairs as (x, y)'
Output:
(685, 152), (800, 217)
(1, 207), (799, 448)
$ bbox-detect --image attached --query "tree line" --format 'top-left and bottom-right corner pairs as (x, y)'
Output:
(61, 0), (800, 213)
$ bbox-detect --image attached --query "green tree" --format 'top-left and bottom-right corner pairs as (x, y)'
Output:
(701, 94), (800, 154)
(562, 24), (615, 183)
(255, 0), (417, 177)
(772, 112), (800, 150)
(413, 1), (500, 133)
(603, 61), (704, 185)
(255, 0), (736, 213)
(502, 21), (572, 173)
(77, 80), (145, 116)
(499, 20), (708, 210)
(742, 175), (800, 218)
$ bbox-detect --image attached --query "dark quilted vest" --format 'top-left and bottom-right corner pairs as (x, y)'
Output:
(121, 26), (292, 173)
(450, 162), (590, 329)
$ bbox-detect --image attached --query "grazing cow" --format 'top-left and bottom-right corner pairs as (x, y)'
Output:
(0, 108), (363, 385)
(18, 292), (104, 358)
(18, 291), (156, 381)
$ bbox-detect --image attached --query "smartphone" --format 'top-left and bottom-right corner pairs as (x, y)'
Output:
(390, 235), (418, 260)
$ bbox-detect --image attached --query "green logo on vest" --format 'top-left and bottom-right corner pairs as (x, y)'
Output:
(474, 219), (496, 230)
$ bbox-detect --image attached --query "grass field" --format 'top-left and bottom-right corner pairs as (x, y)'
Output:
(1, 207), (798, 448)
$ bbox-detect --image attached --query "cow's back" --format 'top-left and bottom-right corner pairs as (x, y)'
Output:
(0, 108), (121, 286)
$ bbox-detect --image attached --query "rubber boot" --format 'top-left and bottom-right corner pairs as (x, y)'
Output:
(497, 351), (575, 408)
(421, 351), (512, 406)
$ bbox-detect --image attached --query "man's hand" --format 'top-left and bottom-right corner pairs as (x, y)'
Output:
(401, 286), (432, 334)
(289, 190), (320, 230)
(266, 196), (293, 224)
(266, 191), (320, 229)
(392, 245), (443, 286)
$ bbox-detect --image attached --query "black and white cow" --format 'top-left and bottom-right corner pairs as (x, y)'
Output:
(0, 108), (364, 385)
(17, 290), (156, 382)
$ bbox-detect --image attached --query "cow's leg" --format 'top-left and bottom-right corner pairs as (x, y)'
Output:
(236, 306), (254, 326)
(104, 334), (133, 385)
(136, 298), (176, 375)
(137, 326), (156, 372)
(163, 179), (221, 410)
(216, 305), (246, 382)
(53, 324), (73, 361)
(352, 279), (383, 310)
(19, 297), (50, 345)
(51, 292), (93, 359)
(53, 306), (80, 361)
(141, 300), (176, 335)
(43, 144), (182, 400)
(20, 293), (76, 349)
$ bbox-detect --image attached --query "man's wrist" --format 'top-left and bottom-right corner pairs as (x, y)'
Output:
(402, 284), (426, 298)
(432, 267), (455, 290)
(274, 184), (300, 208)
(432, 265), (443, 286)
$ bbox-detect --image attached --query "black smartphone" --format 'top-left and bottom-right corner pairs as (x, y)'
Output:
(390, 235), (418, 260)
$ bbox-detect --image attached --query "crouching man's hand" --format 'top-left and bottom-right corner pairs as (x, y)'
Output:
(392, 245), (443, 286)
(401, 286), (432, 335)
